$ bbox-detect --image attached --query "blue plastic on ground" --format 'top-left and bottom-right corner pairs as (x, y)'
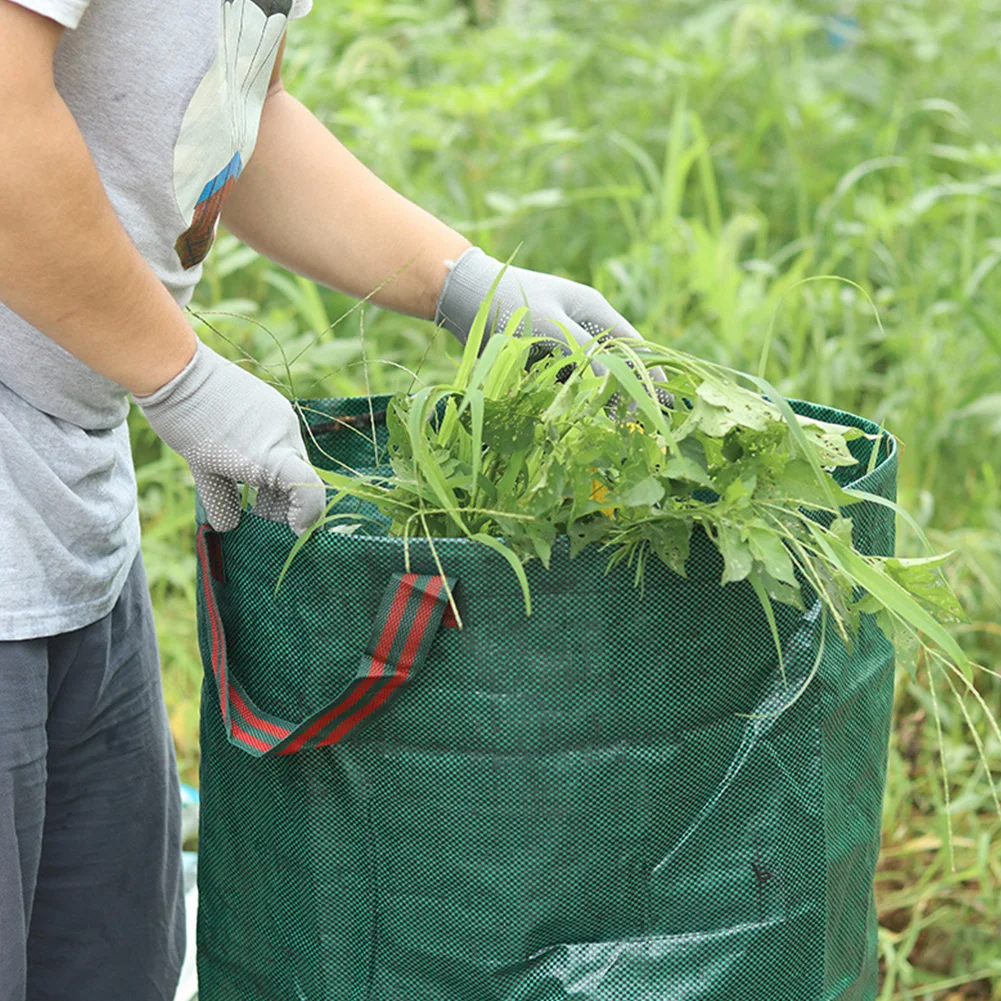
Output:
(180, 783), (201, 806)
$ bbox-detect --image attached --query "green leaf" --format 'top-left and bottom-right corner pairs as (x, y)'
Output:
(853, 592), (883, 615)
(773, 459), (843, 509)
(482, 399), (537, 452)
(436, 395), (461, 448)
(756, 570), (805, 611)
(499, 305), (531, 339)
(454, 257), (514, 389)
(746, 525), (798, 586)
(386, 397), (413, 459)
(467, 388), (485, 496)
(315, 468), (397, 507)
(828, 516), (855, 547)
(723, 473), (756, 506)
(721, 433), (744, 462)
(717, 524), (753, 584)
(619, 476), (665, 507)
(884, 554), (969, 624)
(749, 570), (787, 687)
(691, 380), (777, 434)
(649, 518), (692, 577)
(662, 455), (714, 489)
(408, 386), (438, 457)
(684, 398), (733, 438)
(469, 331), (524, 397)
(797, 416), (863, 467)
(809, 526), (973, 679)
(568, 518), (608, 559)
(524, 522), (555, 568)
(742, 374), (841, 512)
(496, 449), (528, 497)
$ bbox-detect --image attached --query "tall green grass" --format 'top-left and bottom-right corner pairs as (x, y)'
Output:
(131, 1), (1001, 995)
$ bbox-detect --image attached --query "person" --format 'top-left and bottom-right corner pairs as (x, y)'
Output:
(0, 1), (653, 997)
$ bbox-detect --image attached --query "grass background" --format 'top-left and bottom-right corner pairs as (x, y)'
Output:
(131, 2), (1001, 997)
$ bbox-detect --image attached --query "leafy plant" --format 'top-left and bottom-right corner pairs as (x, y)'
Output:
(295, 299), (976, 712)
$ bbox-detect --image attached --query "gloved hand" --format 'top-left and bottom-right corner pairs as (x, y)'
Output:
(135, 341), (326, 535)
(434, 247), (665, 389)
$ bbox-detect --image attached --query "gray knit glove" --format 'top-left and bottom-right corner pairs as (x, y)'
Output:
(135, 341), (325, 535)
(435, 246), (644, 359)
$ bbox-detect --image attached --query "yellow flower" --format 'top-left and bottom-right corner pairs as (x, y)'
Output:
(589, 422), (658, 517)
(590, 479), (616, 517)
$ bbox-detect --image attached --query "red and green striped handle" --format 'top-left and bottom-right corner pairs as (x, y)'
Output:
(197, 525), (456, 758)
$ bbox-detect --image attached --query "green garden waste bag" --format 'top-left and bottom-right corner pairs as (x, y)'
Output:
(195, 395), (898, 1001)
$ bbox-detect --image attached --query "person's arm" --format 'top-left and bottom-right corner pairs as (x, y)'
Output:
(220, 42), (472, 322)
(0, 0), (196, 395)
(222, 38), (664, 384)
(0, 2), (323, 535)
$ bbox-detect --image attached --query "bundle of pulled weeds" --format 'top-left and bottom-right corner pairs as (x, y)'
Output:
(289, 311), (971, 706)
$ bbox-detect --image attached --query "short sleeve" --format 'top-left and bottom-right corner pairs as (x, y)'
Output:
(8, 0), (90, 29)
(290, 0), (312, 19)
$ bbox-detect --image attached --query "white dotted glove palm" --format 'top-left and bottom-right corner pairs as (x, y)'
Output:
(135, 341), (325, 536)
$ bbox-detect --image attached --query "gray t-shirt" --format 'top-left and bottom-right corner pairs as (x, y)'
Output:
(1, 0), (311, 640)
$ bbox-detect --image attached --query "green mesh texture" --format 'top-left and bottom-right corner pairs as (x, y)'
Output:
(196, 397), (898, 1001)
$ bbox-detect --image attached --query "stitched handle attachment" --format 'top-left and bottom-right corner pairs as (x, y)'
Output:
(197, 525), (455, 758)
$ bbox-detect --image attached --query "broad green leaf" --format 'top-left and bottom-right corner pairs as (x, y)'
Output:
(797, 417), (863, 467)
(695, 380), (777, 431)
(756, 570), (805, 611)
(724, 473), (756, 506)
(619, 476), (665, 507)
(662, 455), (714, 489)
(773, 459), (843, 510)
(884, 554), (969, 624)
(828, 517), (855, 547)
(853, 593), (883, 615)
(568, 518), (608, 559)
(742, 373), (841, 512)
(482, 399), (537, 451)
(747, 525), (798, 586)
(717, 524), (753, 584)
(684, 398), (732, 438)
(525, 523), (554, 568)
(649, 518), (692, 577)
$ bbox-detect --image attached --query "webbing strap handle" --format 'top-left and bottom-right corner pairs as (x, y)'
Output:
(197, 525), (456, 758)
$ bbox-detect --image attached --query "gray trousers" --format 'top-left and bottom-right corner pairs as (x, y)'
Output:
(0, 556), (184, 1001)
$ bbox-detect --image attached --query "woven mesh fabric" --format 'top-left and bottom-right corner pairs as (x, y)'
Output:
(196, 397), (898, 1001)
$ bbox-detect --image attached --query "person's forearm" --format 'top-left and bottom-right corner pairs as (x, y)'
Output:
(0, 64), (196, 396)
(220, 89), (472, 321)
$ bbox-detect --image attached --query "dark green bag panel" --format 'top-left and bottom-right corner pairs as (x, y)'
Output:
(196, 397), (898, 1001)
